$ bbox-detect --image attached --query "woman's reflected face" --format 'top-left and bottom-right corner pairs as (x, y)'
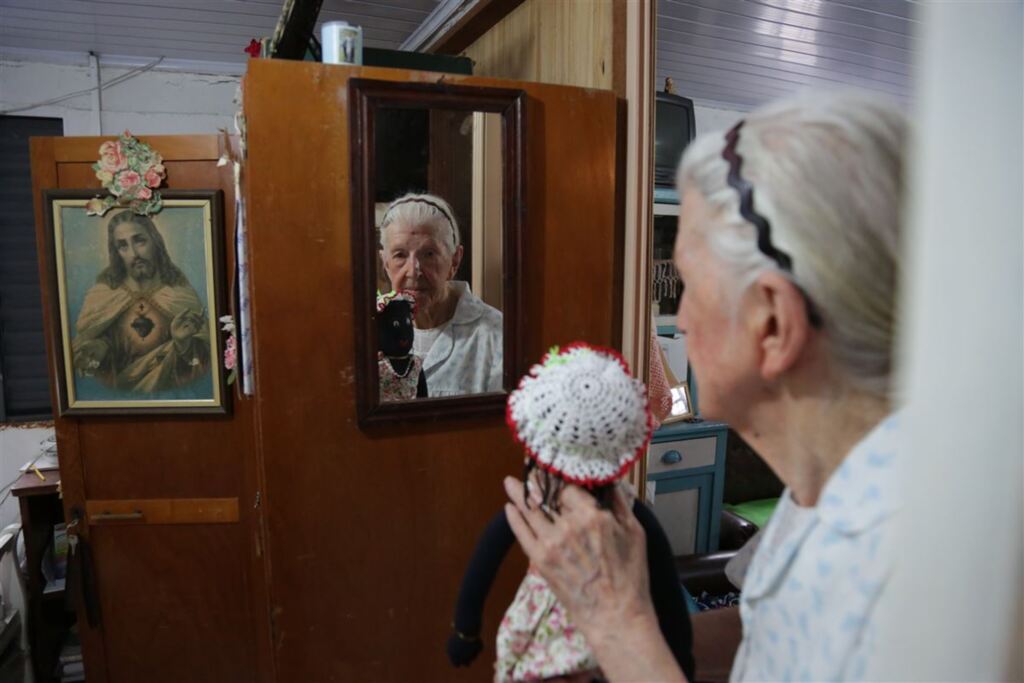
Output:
(381, 221), (463, 310)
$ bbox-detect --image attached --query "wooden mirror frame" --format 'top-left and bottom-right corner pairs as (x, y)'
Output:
(350, 78), (526, 426)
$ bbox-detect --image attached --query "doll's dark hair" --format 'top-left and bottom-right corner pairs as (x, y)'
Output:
(522, 459), (616, 513)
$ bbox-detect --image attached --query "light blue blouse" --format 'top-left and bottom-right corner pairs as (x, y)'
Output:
(731, 413), (902, 682)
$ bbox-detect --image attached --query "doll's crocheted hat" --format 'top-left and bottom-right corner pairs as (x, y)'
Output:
(376, 289), (417, 314)
(506, 342), (654, 486)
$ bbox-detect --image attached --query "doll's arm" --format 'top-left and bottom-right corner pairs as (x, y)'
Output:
(447, 508), (516, 667)
(417, 368), (428, 398)
(633, 499), (696, 682)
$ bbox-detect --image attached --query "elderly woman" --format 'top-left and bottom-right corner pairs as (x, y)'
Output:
(379, 193), (503, 396)
(502, 91), (905, 681)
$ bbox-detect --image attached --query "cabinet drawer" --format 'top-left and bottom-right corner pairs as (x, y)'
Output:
(647, 436), (716, 475)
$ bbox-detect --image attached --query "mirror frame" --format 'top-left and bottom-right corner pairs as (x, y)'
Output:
(350, 77), (526, 426)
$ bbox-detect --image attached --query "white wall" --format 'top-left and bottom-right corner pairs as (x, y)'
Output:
(0, 424), (54, 531)
(0, 55), (240, 135)
(694, 102), (745, 134)
(871, 1), (1023, 680)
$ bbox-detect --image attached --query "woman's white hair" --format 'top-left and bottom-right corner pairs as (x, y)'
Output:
(677, 90), (906, 397)
(379, 192), (461, 256)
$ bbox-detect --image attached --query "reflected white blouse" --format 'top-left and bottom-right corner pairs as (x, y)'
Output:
(418, 281), (503, 397)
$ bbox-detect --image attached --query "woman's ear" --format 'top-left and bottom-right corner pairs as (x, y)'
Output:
(450, 244), (465, 277)
(748, 271), (815, 382)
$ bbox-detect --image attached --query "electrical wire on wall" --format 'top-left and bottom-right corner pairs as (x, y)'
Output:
(0, 55), (165, 116)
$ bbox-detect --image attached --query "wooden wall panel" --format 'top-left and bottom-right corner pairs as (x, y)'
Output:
(29, 136), (274, 682)
(461, 0), (618, 92)
(243, 59), (621, 681)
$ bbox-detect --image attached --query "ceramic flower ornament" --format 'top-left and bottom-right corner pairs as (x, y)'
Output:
(86, 131), (167, 216)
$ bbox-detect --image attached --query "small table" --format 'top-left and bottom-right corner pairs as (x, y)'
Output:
(12, 468), (74, 683)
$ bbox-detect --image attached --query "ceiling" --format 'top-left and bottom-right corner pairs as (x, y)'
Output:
(0, 0), (441, 67)
(656, 0), (919, 110)
(1, 0), (919, 107)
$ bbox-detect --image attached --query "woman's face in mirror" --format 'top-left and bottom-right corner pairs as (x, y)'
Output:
(381, 221), (464, 311)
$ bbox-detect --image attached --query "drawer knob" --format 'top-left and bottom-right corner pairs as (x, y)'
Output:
(660, 450), (683, 465)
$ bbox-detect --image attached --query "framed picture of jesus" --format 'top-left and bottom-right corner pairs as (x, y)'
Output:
(42, 190), (229, 415)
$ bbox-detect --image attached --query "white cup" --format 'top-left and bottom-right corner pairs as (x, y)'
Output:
(321, 21), (363, 65)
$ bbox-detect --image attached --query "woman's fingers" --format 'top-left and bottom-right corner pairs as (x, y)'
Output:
(504, 503), (540, 556)
(555, 483), (595, 514)
(610, 484), (636, 525)
(503, 477), (548, 554)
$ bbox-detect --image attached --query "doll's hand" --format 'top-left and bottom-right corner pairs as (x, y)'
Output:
(446, 629), (483, 666)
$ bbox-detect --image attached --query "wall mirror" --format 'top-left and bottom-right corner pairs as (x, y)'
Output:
(350, 78), (526, 426)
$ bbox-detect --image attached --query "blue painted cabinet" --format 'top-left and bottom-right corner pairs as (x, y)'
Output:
(646, 420), (728, 555)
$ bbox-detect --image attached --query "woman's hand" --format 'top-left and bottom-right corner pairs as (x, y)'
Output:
(502, 477), (653, 628)
(502, 477), (686, 681)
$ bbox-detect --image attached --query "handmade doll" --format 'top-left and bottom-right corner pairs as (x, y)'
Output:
(446, 342), (695, 682)
(377, 290), (427, 401)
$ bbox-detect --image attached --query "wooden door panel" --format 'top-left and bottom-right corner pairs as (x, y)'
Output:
(30, 137), (273, 682)
(90, 524), (252, 682)
(244, 60), (622, 681)
(77, 419), (248, 498)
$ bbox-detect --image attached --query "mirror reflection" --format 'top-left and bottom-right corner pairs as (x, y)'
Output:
(374, 109), (505, 401)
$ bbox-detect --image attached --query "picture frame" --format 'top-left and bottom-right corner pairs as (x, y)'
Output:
(660, 382), (694, 424)
(652, 333), (694, 424)
(42, 190), (230, 415)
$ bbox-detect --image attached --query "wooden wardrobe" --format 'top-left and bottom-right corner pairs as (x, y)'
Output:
(31, 59), (625, 681)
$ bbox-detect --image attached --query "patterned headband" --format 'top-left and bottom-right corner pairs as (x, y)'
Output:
(722, 121), (794, 272)
(380, 197), (458, 247)
(723, 122), (824, 328)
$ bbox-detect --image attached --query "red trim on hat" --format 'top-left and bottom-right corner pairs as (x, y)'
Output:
(505, 341), (654, 487)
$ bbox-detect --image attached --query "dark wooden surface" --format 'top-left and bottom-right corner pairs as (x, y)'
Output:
(11, 468), (60, 497)
(29, 135), (274, 682)
(428, 108), (474, 282)
(244, 59), (622, 681)
(13, 469), (70, 682)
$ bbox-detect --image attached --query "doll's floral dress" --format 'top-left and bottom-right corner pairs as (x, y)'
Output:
(493, 569), (599, 682)
(378, 354), (423, 402)
(494, 483), (635, 682)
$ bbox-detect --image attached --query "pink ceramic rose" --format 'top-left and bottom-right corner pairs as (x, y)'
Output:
(85, 198), (107, 215)
(144, 168), (162, 188)
(136, 186), (152, 200)
(98, 140), (127, 172)
(224, 335), (237, 370)
(116, 170), (141, 195)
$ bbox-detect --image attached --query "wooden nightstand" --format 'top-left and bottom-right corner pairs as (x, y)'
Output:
(12, 468), (75, 683)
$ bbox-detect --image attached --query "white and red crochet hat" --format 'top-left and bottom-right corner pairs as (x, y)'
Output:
(506, 342), (654, 487)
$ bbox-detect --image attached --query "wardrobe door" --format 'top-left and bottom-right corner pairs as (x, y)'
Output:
(30, 136), (273, 682)
(244, 60), (624, 681)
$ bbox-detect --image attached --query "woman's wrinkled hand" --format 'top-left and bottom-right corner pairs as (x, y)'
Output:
(502, 476), (655, 631)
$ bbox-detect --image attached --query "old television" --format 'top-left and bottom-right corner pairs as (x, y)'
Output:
(654, 91), (696, 188)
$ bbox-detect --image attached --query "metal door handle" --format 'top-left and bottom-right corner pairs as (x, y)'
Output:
(91, 511), (144, 522)
(660, 450), (683, 465)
